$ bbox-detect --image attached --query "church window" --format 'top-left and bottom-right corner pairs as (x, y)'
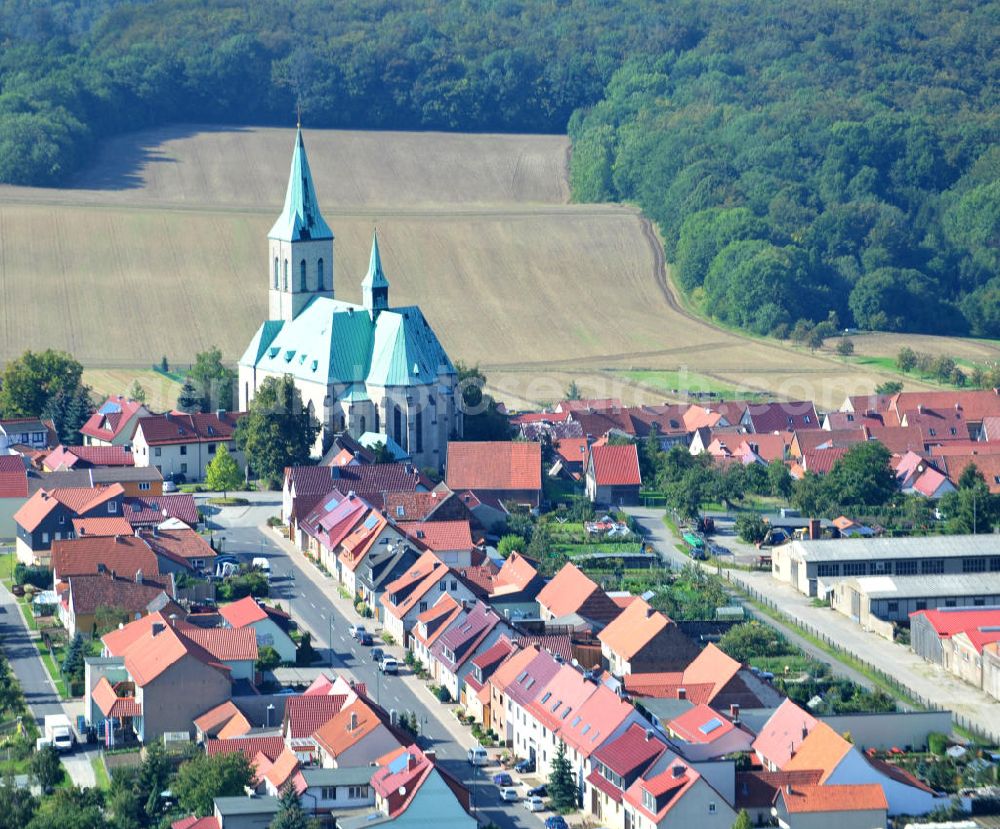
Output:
(300, 259), (307, 291)
(374, 406), (380, 433)
(273, 257), (279, 288)
(318, 258), (325, 290)
(393, 406), (402, 447)
(360, 416), (366, 433)
(415, 410), (423, 453)
(283, 259), (289, 290)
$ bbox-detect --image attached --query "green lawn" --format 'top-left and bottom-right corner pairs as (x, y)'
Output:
(91, 754), (111, 790)
(617, 369), (763, 399)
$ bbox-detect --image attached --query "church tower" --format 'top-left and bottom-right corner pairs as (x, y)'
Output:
(361, 230), (390, 317)
(268, 127), (334, 321)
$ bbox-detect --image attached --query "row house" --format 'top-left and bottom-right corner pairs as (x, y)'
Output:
(132, 411), (245, 483)
(598, 598), (699, 676)
(14, 484), (125, 565)
(427, 601), (509, 701)
(410, 595), (464, 676)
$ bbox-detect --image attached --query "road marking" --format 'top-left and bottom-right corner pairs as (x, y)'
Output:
(310, 602), (316, 608)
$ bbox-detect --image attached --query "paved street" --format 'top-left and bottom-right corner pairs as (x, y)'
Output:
(626, 506), (1000, 742)
(208, 498), (547, 829)
(0, 583), (97, 787)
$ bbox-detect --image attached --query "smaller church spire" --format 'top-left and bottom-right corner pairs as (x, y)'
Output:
(362, 229), (390, 314)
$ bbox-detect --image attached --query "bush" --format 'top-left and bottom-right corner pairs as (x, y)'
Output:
(436, 685), (452, 703)
(928, 732), (948, 756)
(836, 338), (855, 356)
(380, 632), (396, 645)
(13, 564), (51, 589)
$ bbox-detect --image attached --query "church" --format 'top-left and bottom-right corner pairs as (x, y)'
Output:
(239, 128), (462, 470)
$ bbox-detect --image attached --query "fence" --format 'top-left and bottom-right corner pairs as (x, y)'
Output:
(730, 575), (1000, 746)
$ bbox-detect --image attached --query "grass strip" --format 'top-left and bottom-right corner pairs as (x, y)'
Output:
(91, 755), (111, 790)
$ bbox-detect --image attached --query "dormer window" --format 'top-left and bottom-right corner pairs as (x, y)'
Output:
(108, 502), (117, 514)
(642, 789), (655, 811)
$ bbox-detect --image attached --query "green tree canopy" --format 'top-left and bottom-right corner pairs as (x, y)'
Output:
(548, 740), (578, 811)
(826, 441), (897, 507)
(189, 346), (237, 412)
(0, 349), (84, 418)
(205, 444), (243, 496)
(235, 375), (319, 488)
(270, 786), (312, 829)
(173, 752), (254, 818)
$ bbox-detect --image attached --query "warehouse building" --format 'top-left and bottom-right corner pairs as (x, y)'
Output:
(771, 535), (1000, 598)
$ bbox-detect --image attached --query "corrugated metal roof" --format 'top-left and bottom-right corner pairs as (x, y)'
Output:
(792, 534), (1000, 563)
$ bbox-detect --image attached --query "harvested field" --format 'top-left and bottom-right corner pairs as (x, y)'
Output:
(0, 124), (979, 411)
(82, 369), (182, 412)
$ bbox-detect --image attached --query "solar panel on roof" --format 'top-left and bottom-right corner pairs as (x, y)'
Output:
(99, 402), (122, 414)
(363, 514), (379, 530)
(698, 718), (724, 735)
(387, 752), (411, 775)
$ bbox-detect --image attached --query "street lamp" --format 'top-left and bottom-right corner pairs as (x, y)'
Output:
(265, 703), (274, 728)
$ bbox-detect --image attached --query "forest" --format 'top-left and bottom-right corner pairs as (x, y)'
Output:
(0, 0), (996, 337)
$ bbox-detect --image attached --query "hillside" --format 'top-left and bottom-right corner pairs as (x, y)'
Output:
(1, 124), (985, 411)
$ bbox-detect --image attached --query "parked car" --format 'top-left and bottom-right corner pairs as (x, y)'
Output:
(370, 647), (384, 663)
(524, 796), (545, 812)
(492, 773), (513, 787)
(514, 758), (535, 774)
(467, 746), (489, 766)
(499, 786), (519, 802)
(527, 785), (547, 798)
(163, 480), (177, 493)
(545, 817), (568, 829)
(274, 688), (299, 696)
(349, 624), (368, 640)
(358, 632), (374, 646)
(379, 657), (399, 674)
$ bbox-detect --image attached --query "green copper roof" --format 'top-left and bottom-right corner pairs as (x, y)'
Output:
(361, 231), (389, 289)
(268, 128), (334, 243)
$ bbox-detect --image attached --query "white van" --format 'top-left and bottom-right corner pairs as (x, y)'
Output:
(251, 557), (272, 581)
(467, 745), (489, 766)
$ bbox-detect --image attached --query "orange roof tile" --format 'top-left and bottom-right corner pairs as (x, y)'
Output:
(526, 665), (597, 733)
(487, 643), (538, 694)
(780, 783), (887, 813)
(15, 484), (124, 532)
(380, 551), (450, 620)
(668, 703), (735, 744)
(783, 721), (853, 781)
(445, 441), (541, 491)
(598, 598), (669, 660)
(219, 596), (268, 628)
(537, 562), (620, 624)
(216, 709), (253, 739)
(52, 535), (159, 581)
(141, 528), (216, 567)
(205, 735), (286, 763)
(313, 698), (387, 760)
(263, 747), (301, 791)
(412, 594), (464, 648)
(588, 444), (642, 487)
(560, 684), (637, 757)
(492, 552), (539, 596)
(680, 644), (741, 699)
(405, 520), (474, 553)
(338, 509), (389, 572)
(752, 701), (820, 768)
(71, 516), (134, 537)
(182, 626), (258, 662)
(194, 701), (248, 735)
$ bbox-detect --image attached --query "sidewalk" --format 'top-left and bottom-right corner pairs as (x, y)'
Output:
(262, 526), (483, 756)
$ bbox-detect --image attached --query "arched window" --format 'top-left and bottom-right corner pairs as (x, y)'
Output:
(374, 406), (380, 434)
(339, 415), (346, 432)
(317, 258), (325, 290)
(283, 259), (289, 291)
(393, 406), (402, 447)
(415, 410), (423, 453)
(273, 257), (279, 289)
(300, 259), (307, 291)
(360, 416), (366, 433)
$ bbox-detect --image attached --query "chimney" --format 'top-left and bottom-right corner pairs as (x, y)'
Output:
(115, 534), (124, 544)
(97, 563), (106, 574)
(786, 784), (794, 796)
(730, 703), (740, 722)
(646, 606), (655, 619)
(802, 726), (809, 739)
(216, 409), (225, 418)
(79, 527), (86, 536)
(135, 569), (143, 584)
(645, 728), (655, 742)
(151, 622), (165, 637)
(152, 526), (159, 538)
(677, 687), (686, 700)
(349, 712), (358, 731)
(808, 519), (821, 540)
(918, 404), (924, 414)
(672, 765), (685, 779)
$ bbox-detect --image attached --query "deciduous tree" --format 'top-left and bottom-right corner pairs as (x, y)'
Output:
(205, 444), (243, 496)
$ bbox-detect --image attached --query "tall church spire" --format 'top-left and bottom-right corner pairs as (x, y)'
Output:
(268, 127), (334, 243)
(362, 229), (390, 315)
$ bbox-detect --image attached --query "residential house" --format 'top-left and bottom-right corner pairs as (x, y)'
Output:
(205, 735), (287, 764)
(585, 722), (670, 829)
(51, 533), (160, 586)
(88, 613), (236, 742)
(445, 441), (542, 513)
(28, 466), (163, 498)
(598, 598), (699, 676)
(404, 520), (476, 567)
(254, 746), (302, 798)
(741, 401), (819, 433)
(132, 411), (245, 483)
(291, 766), (376, 816)
(71, 516), (134, 537)
(141, 527), (217, 575)
(281, 693), (352, 762)
(62, 571), (179, 638)
(463, 636), (515, 725)
(340, 745), (475, 829)
(586, 444), (642, 506)
(518, 664), (599, 775)
(0, 455), (28, 539)
(550, 437), (588, 481)
(380, 551), (476, 646)
(337, 508), (407, 596)
(485, 551), (545, 621)
(43, 445), (135, 471)
(300, 492), (367, 571)
(123, 494), (200, 529)
(410, 595), (465, 677)
(0, 417), (57, 452)
(752, 699), (818, 771)
(772, 783), (888, 829)
(428, 601), (508, 701)
(757, 706), (946, 816)
(940, 452), (1000, 495)
(14, 484), (126, 565)
(219, 596), (297, 664)
(536, 562), (623, 631)
(733, 769), (822, 827)
(313, 697), (403, 768)
(382, 489), (475, 525)
(621, 755), (735, 829)
(665, 703), (753, 761)
(895, 452), (956, 499)
(80, 397), (150, 447)
(355, 542), (421, 624)
(493, 646), (561, 749)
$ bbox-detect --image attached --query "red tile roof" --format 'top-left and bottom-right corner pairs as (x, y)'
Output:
(338, 510), (389, 572)
(734, 770), (823, 809)
(0, 455), (28, 498)
(171, 816), (220, 829)
(537, 562), (622, 627)
(283, 694), (350, 740)
(182, 626), (258, 662)
(194, 701), (249, 735)
(71, 516), (134, 537)
(912, 607), (1000, 637)
(624, 760), (699, 822)
(15, 484), (124, 531)
(589, 443), (642, 487)
(780, 783), (887, 814)
(113, 619), (230, 686)
(80, 397), (146, 442)
(560, 684), (637, 758)
(219, 596), (268, 628)
(381, 551), (450, 620)
(668, 703), (735, 744)
(445, 441), (541, 491)
(745, 401), (819, 433)
(136, 412), (244, 446)
(492, 552), (539, 596)
(592, 721), (668, 777)
(67, 572), (174, 615)
(382, 491), (456, 523)
(123, 494), (199, 527)
(941, 454), (1000, 494)
(783, 722), (853, 781)
(598, 598), (670, 660)
(405, 520), (474, 552)
(52, 535), (159, 581)
(553, 438), (588, 466)
(313, 698), (388, 760)
(205, 735), (287, 763)
(323, 463), (431, 502)
(802, 447), (849, 475)
(752, 699), (819, 768)
(371, 745), (435, 818)
(45, 445), (135, 470)
(412, 594), (464, 647)
(142, 528), (215, 568)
